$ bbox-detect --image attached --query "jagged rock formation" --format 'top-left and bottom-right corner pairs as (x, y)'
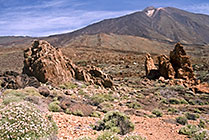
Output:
(0, 71), (40, 89)
(145, 53), (157, 75)
(23, 40), (113, 88)
(144, 53), (160, 79)
(170, 43), (195, 80)
(158, 55), (175, 79)
(145, 43), (196, 85)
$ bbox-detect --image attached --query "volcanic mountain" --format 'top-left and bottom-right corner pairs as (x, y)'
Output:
(46, 6), (209, 46)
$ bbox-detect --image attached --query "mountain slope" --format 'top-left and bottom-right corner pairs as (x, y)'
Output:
(48, 7), (209, 46)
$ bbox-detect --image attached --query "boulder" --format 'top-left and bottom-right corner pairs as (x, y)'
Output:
(170, 42), (195, 80)
(23, 40), (113, 88)
(145, 53), (160, 79)
(38, 86), (51, 97)
(0, 71), (40, 89)
(158, 55), (175, 79)
(145, 53), (157, 75)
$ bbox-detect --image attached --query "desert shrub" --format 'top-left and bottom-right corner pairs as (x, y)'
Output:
(98, 102), (114, 113)
(77, 136), (92, 140)
(198, 120), (206, 128)
(59, 82), (78, 89)
(93, 111), (134, 135)
(179, 124), (209, 139)
(189, 99), (196, 105)
(2, 91), (24, 105)
(0, 80), (2, 88)
(185, 112), (199, 120)
(90, 111), (101, 118)
(123, 135), (146, 140)
(96, 131), (119, 140)
(193, 130), (209, 140)
(72, 110), (84, 117)
(152, 109), (163, 117)
(167, 108), (178, 114)
(126, 101), (141, 109)
(179, 98), (189, 104)
(90, 94), (114, 106)
(168, 98), (181, 104)
(194, 108), (202, 114)
(176, 116), (188, 125)
(2, 88), (42, 105)
(48, 100), (61, 112)
(179, 124), (199, 136)
(0, 101), (58, 140)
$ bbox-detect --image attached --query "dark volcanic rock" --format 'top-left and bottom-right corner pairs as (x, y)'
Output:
(0, 71), (40, 89)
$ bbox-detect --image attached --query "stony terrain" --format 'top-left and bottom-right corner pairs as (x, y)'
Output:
(0, 6), (209, 140)
(0, 40), (208, 140)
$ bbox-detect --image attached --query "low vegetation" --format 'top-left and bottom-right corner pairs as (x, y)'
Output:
(93, 111), (134, 135)
(176, 116), (188, 125)
(179, 124), (209, 139)
(48, 100), (61, 112)
(96, 131), (119, 140)
(152, 109), (163, 117)
(0, 101), (58, 140)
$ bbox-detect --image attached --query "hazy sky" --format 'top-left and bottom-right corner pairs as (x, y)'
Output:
(1, 0), (209, 37)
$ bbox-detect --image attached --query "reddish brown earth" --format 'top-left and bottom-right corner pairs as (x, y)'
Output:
(50, 112), (193, 140)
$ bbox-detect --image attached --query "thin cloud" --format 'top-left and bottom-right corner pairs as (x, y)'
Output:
(184, 3), (209, 15)
(0, 7), (134, 36)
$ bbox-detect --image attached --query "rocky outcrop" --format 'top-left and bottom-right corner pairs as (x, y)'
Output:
(23, 40), (113, 88)
(0, 71), (40, 89)
(23, 40), (75, 85)
(158, 55), (175, 79)
(145, 53), (157, 75)
(170, 43), (195, 80)
(145, 53), (160, 79)
(145, 43), (196, 86)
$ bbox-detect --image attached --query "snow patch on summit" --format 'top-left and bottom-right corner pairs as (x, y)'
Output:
(146, 9), (155, 17)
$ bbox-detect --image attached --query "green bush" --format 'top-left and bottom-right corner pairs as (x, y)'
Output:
(179, 124), (199, 136)
(126, 101), (141, 109)
(2, 88), (41, 105)
(48, 101), (61, 112)
(98, 102), (114, 113)
(185, 112), (199, 120)
(90, 94), (114, 106)
(0, 101), (58, 140)
(168, 98), (180, 104)
(77, 136), (92, 140)
(152, 109), (163, 117)
(96, 131), (119, 140)
(167, 108), (178, 114)
(176, 116), (188, 125)
(2, 91), (24, 105)
(93, 111), (134, 135)
(59, 82), (78, 89)
(90, 111), (101, 118)
(72, 110), (84, 117)
(179, 124), (209, 139)
(193, 130), (209, 140)
(123, 135), (146, 140)
(198, 120), (206, 128)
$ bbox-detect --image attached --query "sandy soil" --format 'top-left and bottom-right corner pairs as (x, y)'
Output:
(51, 112), (190, 140)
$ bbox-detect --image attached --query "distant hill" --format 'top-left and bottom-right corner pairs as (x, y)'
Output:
(47, 6), (209, 46)
(1, 6), (209, 49)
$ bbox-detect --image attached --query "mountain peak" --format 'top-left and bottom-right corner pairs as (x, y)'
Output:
(143, 6), (166, 17)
